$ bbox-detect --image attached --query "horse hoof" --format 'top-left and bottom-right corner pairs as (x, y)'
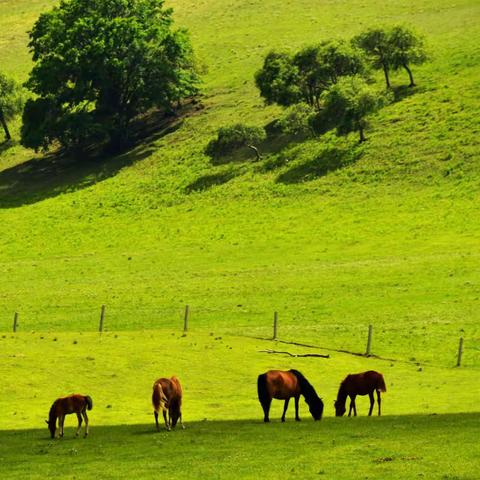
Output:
(263, 419), (270, 423)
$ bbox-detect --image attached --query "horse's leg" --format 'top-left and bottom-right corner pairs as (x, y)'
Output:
(377, 390), (382, 416)
(154, 411), (159, 431)
(348, 397), (353, 417)
(353, 397), (357, 416)
(163, 409), (170, 431)
(368, 392), (374, 416)
(76, 413), (83, 436)
(59, 415), (64, 437)
(83, 411), (89, 437)
(261, 397), (272, 423)
(281, 398), (290, 422)
(294, 395), (301, 421)
(179, 413), (185, 429)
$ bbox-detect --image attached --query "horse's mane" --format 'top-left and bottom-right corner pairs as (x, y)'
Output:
(289, 369), (320, 404)
(337, 376), (349, 401)
(48, 400), (58, 423)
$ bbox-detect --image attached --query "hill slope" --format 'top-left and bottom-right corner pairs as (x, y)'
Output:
(0, 0), (479, 368)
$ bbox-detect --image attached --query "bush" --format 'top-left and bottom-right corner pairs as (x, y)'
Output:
(205, 124), (266, 160)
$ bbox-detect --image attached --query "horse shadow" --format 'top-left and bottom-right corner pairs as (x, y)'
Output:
(0, 108), (187, 209)
(276, 145), (362, 184)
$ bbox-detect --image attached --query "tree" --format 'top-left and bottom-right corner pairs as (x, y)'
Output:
(319, 76), (390, 142)
(254, 52), (301, 107)
(352, 28), (392, 88)
(22, 0), (199, 153)
(0, 72), (24, 141)
(388, 25), (427, 87)
(205, 124), (266, 161)
(255, 41), (365, 110)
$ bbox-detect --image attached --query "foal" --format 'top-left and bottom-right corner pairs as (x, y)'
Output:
(152, 376), (185, 431)
(334, 370), (386, 417)
(46, 394), (93, 438)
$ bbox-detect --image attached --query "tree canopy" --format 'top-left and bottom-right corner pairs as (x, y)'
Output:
(319, 76), (390, 142)
(22, 0), (199, 153)
(255, 40), (365, 110)
(353, 25), (427, 88)
(0, 72), (24, 141)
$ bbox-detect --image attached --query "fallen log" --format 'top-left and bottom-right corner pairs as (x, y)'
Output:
(258, 349), (329, 358)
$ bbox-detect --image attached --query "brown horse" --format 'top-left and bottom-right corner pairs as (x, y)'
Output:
(46, 394), (92, 438)
(334, 370), (386, 417)
(152, 376), (185, 431)
(257, 369), (324, 422)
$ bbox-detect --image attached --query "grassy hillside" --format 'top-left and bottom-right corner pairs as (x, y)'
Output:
(1, 1), (479, 477)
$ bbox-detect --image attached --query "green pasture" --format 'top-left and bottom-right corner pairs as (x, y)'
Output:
(0, 332), (478, 479)
(0, 0), (479, 477)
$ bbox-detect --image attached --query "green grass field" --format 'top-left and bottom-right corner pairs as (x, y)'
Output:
(0, 0), (479, 477)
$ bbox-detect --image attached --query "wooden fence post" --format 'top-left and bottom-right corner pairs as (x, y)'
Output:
(456, 337), (464, 367)
(13, 312), (18, 333)
(365, 324), (373, 356)
(184, 305), (189, 332)
(273, 311), (278, 340)
(99, 305), (105, 332)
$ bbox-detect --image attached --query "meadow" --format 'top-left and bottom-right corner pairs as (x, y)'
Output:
(0, 0), (479, 478)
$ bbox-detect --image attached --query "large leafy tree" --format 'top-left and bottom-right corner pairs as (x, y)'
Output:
(22, 0), (199, 153)
(255, 40), (365, 110)
(319, 76), (390, 142)
(0, 72), (24, 141)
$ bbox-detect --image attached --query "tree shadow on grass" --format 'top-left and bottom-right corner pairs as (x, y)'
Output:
(185, 170), (237, 193)
(276, 145), (362, 184)
(391, 84), (425, 103)
(0, 107), (192, 209)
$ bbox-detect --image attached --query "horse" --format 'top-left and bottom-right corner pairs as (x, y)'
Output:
(257, 369), (324, 422)
(46, 394), (92, 438)
(152, 376), (185, 431)
(334, 370), (386, 417)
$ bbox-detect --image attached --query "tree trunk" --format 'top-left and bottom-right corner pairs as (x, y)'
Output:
(382, 63), (391, 89)
(0, 109), (11, 141)
(403, 63), (415, 87)
(247, 144), (261, 161)
(359, 127), (366, 143)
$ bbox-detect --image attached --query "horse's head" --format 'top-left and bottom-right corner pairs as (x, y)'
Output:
(309, 397), (324, 421)
(46, 419), (56, 438)
(334, 400), (346, 417)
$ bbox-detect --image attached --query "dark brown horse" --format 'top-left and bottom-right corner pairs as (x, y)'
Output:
(334, 370), (386, 417)
(46, 394), (92, 438)
(152, 376), (184, 431)
(257, 369), (324, 422)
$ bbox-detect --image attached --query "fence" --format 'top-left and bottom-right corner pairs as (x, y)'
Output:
(2, 304), (477, 369)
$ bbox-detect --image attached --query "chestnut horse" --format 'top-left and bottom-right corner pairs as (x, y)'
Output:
(257, 369), (324, 422)
(334, 370), (386, 417)
(46, 394), (92, 438)
(152, 376), (185, 431)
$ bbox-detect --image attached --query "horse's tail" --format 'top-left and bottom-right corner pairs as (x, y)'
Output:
(257, 373), (269, 408)
(85, 395), (93, 410)
(377, 374), (387, 393)
(152, 383), (168, 413)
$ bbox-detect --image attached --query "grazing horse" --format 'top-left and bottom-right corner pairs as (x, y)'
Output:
(257, 369), (324, 422)
(152, 376), (185, 431)
(46, 394), (92, 438)
(334, 370), (386, 417)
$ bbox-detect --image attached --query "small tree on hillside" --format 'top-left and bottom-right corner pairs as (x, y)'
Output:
(388, 25), (427, 87)
(254, 52), (301, 107)
(320, 76), (390, 142)
(22, 0), (199, 153)
(205, 124), (266, 161)
(0, 72), (23, 141)
(352, 28), (393, 88)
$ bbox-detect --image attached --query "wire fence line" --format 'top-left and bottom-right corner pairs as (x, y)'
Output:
(2, 304), (478, 368)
